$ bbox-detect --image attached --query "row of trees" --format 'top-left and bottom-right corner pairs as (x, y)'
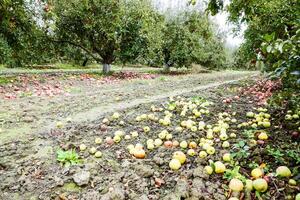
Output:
(0, 0), (226, 73)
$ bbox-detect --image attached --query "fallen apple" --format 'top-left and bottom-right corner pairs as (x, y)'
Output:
(180, 141), (188, 149)
(187, 149), (196, 156)
(206, 146), (215, 155)
(199, 151), (207, 158)
(105, 137), (114, 145)
(169, 159), (181, 170)
(112, 112), (120, 120)
(214, 161), (226, 173)
(131, 131), (139, 138)
(288, 179), (297, 186)
(189, 141), (197, 149)
(154, 138), (163, 147)
(172, 140), (179, 147)
(79, 144), (87, 151)
(113, 135), (121, 143)
(124, 135), (131, 140)
(95, 151), (102, 158)
(258, 132), (268, 140)
(222, 141), (230, 148)
(173, 151), (186, 164)
(164, 141), (173, 148)
(133, 149), (146, 159)
(223, 153), (231, 162)
(251, 168), (263, 178)
(245, 179), (253, 191)
(95, 138), (102, 144)
(229, 178), (244, 192)
(166, 133), (173, 140)
(253, 178), (268, 192)
(276, 166), (291, 178)
(143, 126), (150, 133)
(204, 166), (213, 175)
(89, 147), (97, 154)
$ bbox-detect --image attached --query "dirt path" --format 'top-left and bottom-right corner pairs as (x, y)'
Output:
(0, 71), (257, 145)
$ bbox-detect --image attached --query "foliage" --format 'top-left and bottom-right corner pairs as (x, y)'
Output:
(223, 166), (246, 182)
(0, 0), (48, 67)
(57, 149), (81, 167)
(232, 140), (250, 160)
(162, 11), (226, 70)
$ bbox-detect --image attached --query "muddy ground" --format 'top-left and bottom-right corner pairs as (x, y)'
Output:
(3, 70), (298, 200)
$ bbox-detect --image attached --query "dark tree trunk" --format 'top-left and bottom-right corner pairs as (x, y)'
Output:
(82, 58), (88, 67)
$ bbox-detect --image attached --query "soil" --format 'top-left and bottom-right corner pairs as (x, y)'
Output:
(1, 70), (298, 200)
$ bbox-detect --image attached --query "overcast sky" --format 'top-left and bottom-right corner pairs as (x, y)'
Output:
(152, 0), (245, 48)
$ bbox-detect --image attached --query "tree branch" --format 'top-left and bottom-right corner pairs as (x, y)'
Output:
(52, 39), (103, 63)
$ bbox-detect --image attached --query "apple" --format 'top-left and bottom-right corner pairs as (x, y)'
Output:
(180, 141), (188, 149)
(199, 151), (207, 158)
(164, 141), (173, 148)
(131, 131), (139, 138)
(127, 144), (134, 151)
(230, 133), (237, 138)
(223, 153), (231, 162)
(276, 166), (291, 177)
(262, 121), (271, 128)
(134, 149), (146, 159)
(222, 141), (230, 148)
(229, 178), (244, 192)
(288, 179), (297, 186)
(219, 133), (228, 141)
(95, 138), (102, 144)
(246, 112), (255, 118)
(166, 133), (173, 140)
(79, 144), (87, 151)
(105, 137), (114, 145)
(175, 127), (183, 132)
(95, 151), (102, 158)
(173, 151), (186, 164)
(56, 122), (63, 128)
(187, 149), (196, 156)
(147, 143), (155, 150)
(245, 179), (253, 191)
(204, 166), (213, 175)
(124, 135), (131, 140)
(251, 168), (263, 178)
(214, 161), (226, 173)
(154, 138), (163, 147)
(146, 139), (154, 145)
(89, 147), (97, 154)
(172, 140), (179, 147)
(102, 118), (109, 124)
(206, 146), (215, 155)
(189, 141), (197, 149)
(293, 114), (299, 119)
(206, 132), (214, 139)
(191, 126), (197, 132)
(169, 159), (181, 170)
(112, 112), (120, 120)
(136, 116), (142, 122)
(143, 126), (150, 133)
(135, 143), (144, 150)
(253, 178), (268, 192)
(258, 132), (268, 140)
(113, 135), (121, 143)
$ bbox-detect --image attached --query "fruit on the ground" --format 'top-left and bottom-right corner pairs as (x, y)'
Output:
(189, 141), (197, 149)
(131, 131), (139, 137)
(204, 166), (213, 175)
(133, 149), (146, 159)
(95, 151), (102, 158)
(124, 135), (131, 140)
(288, 179), (297, 186)
(253, 178), (268, 192)
(262, 121), (271, 128)
(228, 198), (239, 200)
(230, 133), (237, 138)
(258, 132), (268, 140)
(114, 130), (124, 137)
(180, 141), (188, 148)
(276, 166), (292, 177)
(199, 151), (207, 158)
(296, 193), (300, 200)
(135, 143), (144, 150)
(223, 153), (231, 162)
(206, 132), (214, 139)
(222, 141), (230, 148)
(127, 144), (134, 151)
(105, 137), (114, 145)
(175, 127), (183, 132)
(207, 146), (215, 155)
(164, 141), (173, 148)
(143, 126), (150, 133)
(158, 130), (167, 139)
(229, 178), (244, 192)
(247, 112), (255, 118)
(169, 159), (181, 170)
(56, 122), (63, 128)
(172, 140), (179, 147)
(89, 147), (97, 154)
(79, 144), (87, 151)
(102, 118), (109, 124)
(220, 133), (228, 140)
(166, 134), (173, 140)
(112, 112), (120, 119)
(251, 168), (263, 178)
(173, 151), (186, 164)
(187, 149), (196, 156)
(245, 179), (253, 191)
(113, 135), (121, 143)
(214, 161), (226, 173)
(95, 138), (102, 144)
(154, 138), (163, 147)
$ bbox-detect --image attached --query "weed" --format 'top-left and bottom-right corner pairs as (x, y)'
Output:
(57, 149), (81, 167)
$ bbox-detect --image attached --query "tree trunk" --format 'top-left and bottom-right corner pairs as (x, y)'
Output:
(163, 65), (170, 73)
(102, 63), (111, 74)
(82, 58), (88, 67)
